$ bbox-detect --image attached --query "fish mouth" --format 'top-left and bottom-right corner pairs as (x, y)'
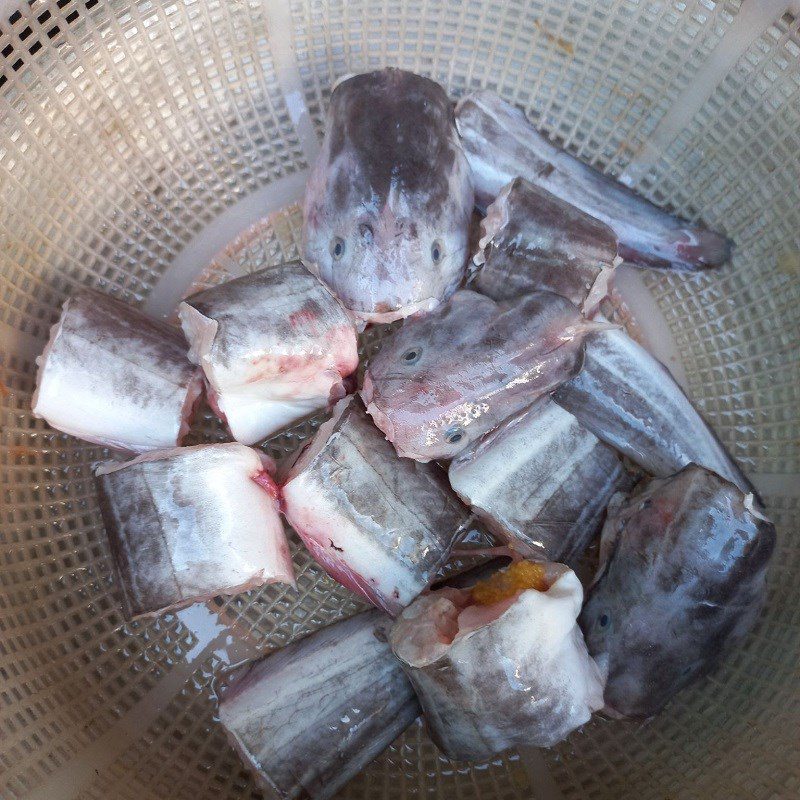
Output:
(344, 294), (442, 324)
(363, 396), (395, 443)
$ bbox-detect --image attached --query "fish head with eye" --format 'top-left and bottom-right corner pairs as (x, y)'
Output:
(361, 292), (501, 461)
(580, 592), (706, 719)
(303, 186), (470, 324)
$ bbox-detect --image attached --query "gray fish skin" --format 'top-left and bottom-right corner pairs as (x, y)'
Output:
(96, 443), (294, 619)
(455, 91), (732, 271)
(362, 289), (609, 462)
(179, 262), (358, 446)
(218, 610), (420, 800)
(474, 177), (619, 307)
(449, 397), (633, 566)
(553, 328), (755, 497)
(390, 563), (604, 761)
(303, 68), (474, 323)
(580, 464), (775, 719)
(32, 289), (202, 452)
(282, 396), (470, 616)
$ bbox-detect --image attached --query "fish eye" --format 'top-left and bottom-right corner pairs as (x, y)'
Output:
(445, 425), (464, 445)
(598, 613), (610, 628)
(330, 237), (346, 260)
(401, 348), (422, 365)
(431, 241), (442, 264)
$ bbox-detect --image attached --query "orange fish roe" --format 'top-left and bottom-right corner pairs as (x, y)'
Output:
(470, 561), (549, 606)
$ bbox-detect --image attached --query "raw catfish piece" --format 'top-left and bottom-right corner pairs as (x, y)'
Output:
(553, 327), (755, 496)
(580, 464), (775, 719)
(303, 68), (474, 323)
(362, 289), (610, 462)
(390, 561), (604, 761)
(455, 90), (732, 271)
(474, 177), (619, 308)
(449, 397), (632, 565)
(282, 396), (469, 616)
(32, 289), (202, 452)
(218, 610), (419, 800)
(178, 262), (358, 446)
(96, 443), (294, 619)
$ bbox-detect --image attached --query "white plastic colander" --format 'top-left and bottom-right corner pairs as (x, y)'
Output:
(1, 2), (799, 799)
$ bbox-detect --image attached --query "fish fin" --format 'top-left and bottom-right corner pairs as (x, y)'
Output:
(582, 255), (621, 319)
(744, 493), (772, 523)
(561, 316), (621, 342)
(473, 179), (515, 267)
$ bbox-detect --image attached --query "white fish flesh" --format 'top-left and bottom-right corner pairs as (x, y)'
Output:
(96, 443), (294, 619)
(390, 561), (604, 761)
(282, 396), (469, 616)
(178, 261), (358, 445)
(32, 289), (202, 452)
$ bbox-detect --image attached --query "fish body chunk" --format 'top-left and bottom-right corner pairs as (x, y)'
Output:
(32, 289), (202, 452)
(449, 397), (632, 565)
(580, 464), (775, 718)
(474, 177), (618, 307)
(390, 562), (604, 761)
(303, 68), (474, 323)
(218, 610), (420, 800)
(179, 262), (358, 445)
(553, 328), (755, 496)
(362, 289), (607, 461)
(96, 443), (293, 619)
(456, 91), (732, 271)
(282, 396), (469, 616)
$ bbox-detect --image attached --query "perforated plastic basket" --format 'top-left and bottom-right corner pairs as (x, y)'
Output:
(1, 2), (799, 799)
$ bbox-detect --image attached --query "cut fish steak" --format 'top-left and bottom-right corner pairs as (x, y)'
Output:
(282, 396), (470, 616)
(32, 288), (202, 452)
(96, 443), (294, 619)
(178, 261), (358, 445)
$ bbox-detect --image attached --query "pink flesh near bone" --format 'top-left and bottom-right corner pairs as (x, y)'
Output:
(179, 261), (358, 445)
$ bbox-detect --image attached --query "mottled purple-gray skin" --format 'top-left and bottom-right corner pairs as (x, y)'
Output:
(449, 397), (634, 566)
(303, 68), (474, 323)
(218, 610), (420, 800)
(362, 289), (607, 462)
(475, 178), (619, 306)
(580, 464), (776, 719)
(456, 90), (732, 271)
(553, 328), (757, 499)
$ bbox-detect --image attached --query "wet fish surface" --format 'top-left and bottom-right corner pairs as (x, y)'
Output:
(218, 610), (420, 800)
(449, 397), (632, 566)
(32, 288), (202, 452)
(96, 443), (294, 619)
(553, 327), (756, 496)
(456, 90), (732, 271)
(179, 261), (358, 446)
(281, 396), (470, 616)
(474, 177), (619, 308)
(390, 561), (604, 761)
(362, 289), (609, 461)
(580, 464), (776, 718)
(303, 68), (474, 323)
